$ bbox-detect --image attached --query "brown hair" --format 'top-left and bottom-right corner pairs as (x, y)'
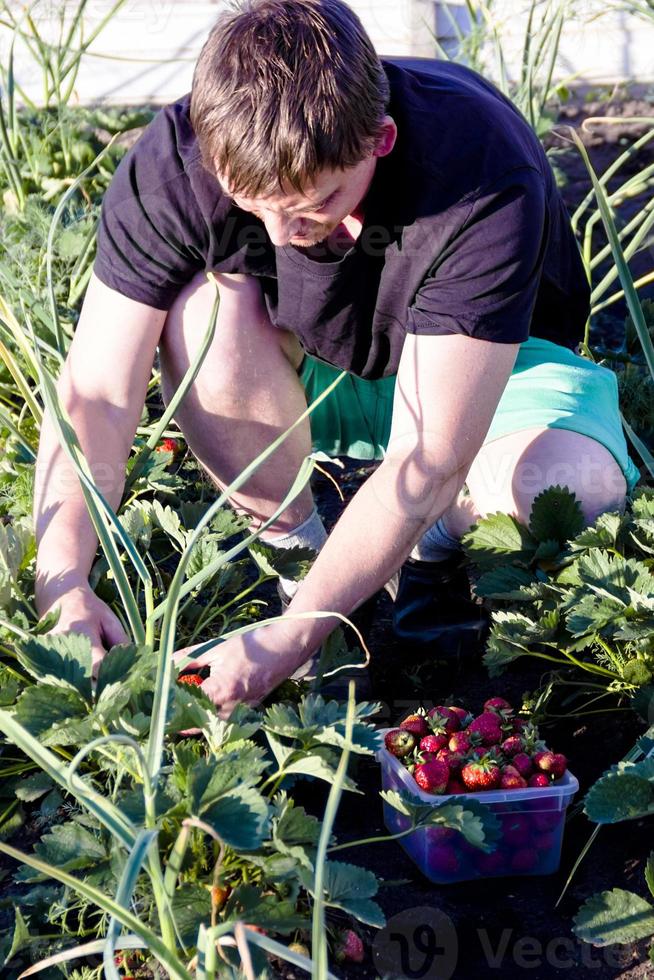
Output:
(190, 0), (390, 197)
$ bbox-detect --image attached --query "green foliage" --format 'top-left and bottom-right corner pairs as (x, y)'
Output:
(463, 486), (654, 692)
(573, 888), (654, 946)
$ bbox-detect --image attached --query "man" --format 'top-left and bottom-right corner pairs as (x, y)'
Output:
(34, 0), (639, 716)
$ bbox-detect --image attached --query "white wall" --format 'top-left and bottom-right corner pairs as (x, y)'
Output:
(1, 0), (653, 106)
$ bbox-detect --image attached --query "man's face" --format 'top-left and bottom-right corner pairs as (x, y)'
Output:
(217, 157), (376, 248)
(216, 117), (397, 249)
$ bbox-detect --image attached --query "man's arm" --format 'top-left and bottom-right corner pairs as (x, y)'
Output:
(181, 332), (519, 713)
(34, 272), (166, 663)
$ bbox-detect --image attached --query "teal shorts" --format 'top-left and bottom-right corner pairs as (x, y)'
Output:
(299, 336), (640, 494)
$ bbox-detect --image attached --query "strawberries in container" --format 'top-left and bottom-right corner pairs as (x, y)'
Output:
(377, 696), (579, 883)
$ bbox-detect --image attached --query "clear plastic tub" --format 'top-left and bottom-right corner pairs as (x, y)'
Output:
(377, 729), (579, 884)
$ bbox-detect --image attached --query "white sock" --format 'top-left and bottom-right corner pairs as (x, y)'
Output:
(262, 507), (327, 598)
(410, 516), (461, 562)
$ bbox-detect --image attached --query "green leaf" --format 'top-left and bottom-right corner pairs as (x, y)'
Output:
(191, 745), (270, 811)
(14, 771), (53, 802)
(564, 593), (626, 638)
(272, 793), (321, 871)
(571, 511), (623, 550)
(249, 540), (315, 580)
(13, 684), (88, 738)
(573, 889), (654, 946)
(380, 790), (501, 850)
(645, 852), (654, 901)
(203, 786), (270, 850)
(473, 565), (538, 599)
(584, 766), (654, 823)
(300, 860), (385, 928)
(150, 499), (187, 547)
(461, 512), (537, 569)
(225, 882), (308, 934)
(533, 538), (563, 562)
(16, 633), (92, 699)
(283, 751), (360, 793)
(171, 883), (212, 947)
(529, 485), (584, 543)
(3, 906), (31, 966)
(0, 519), (33, 580)
(35, 820), (107, 870)
(95, 643), (140, 699)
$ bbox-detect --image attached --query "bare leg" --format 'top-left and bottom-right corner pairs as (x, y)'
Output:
(440, 426), (628, 539)
(159, 272), (314, 533)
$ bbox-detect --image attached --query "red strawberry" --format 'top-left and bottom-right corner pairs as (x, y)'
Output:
(511, 848), (538, 872)
(511, 717), (529, 732)
(156, 437), (181, 455)
(428, 705), (460, 734)
(483, 697), (513, 714)
(448, 705), (473, 728)
(335, 929), (364, 964)
(460, 755), (501, 792)
(468, 713), (503, 746)
(414, 759), (450, 794)
(476, 850), (505, 873)
(501, 735), (524, 757)
(436, 748), (464, 771)
(428, 844), (460, 876)
(445, 778), (467, 794)
(400, 712), (431, 739)
(500, 770), (528, 789)
(533, 751), (567, 779)
(177, 673), (203, 686)
(512, 753), (533, 778)
(384, 729), (416, 758)
(469, 745), (488, 760)
(502, 815), (530, 847)
(420, 734), (448, 754)
(449, 731), (471, 754)
(532, 812), (560, 832)
(534, 832), (555, 851)
(528, 773), (550, 788)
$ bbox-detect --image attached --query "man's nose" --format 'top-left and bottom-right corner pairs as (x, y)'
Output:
(263, 212), (299, 246)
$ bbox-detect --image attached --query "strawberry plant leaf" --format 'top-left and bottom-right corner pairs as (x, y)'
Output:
(13, 684), (88, 738)
(224, 882), (308, 933)
(380, 791), (501, 850)
(461, 512), (537, 568)
(473, 565), (537, 599)
(170, 883), (212, 947)
(202, 785), (270, 850)
(571, 511), (624, 550)
(16, 633), (92, 699)
(584, 766), (654, 823)
(272, 794), (321, 871)
(573, 888), (654, 946)
(34, 820), (107, 870)
(249, 541), (315, 580)
(2, 906), (31, 967)
(533, 538), (563, 562)
(529, 486), (584, 543)
(95, 643), (140, 699)
(284, 751), (361, 793)
(646, 852), (654, 901)
(14, 772), (53, 802)
(299, 860), (385, 928)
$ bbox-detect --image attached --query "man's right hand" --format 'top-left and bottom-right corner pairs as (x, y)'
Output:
(41, 582), (130, 673)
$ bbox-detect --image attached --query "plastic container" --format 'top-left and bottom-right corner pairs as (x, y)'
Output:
(377, 729), (579, 884)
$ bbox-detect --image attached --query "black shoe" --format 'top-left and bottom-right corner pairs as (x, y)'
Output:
(390, 552), (488, 660)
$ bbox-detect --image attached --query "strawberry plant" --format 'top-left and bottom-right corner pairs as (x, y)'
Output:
(462, 484), (654, 706)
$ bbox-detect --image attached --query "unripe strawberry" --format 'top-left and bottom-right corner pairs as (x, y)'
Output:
(528, 773), (550, 788)
(211, 884), (232, 911)
(420, 734), (448, 754)
(400, 712), (431, 739)
(414, 759), (450, 794)
(288, 941), (311, 958)
(468, 713), (503, 746)
(449, 731), (471, 754)
(335, 929), (364, 964)
(501, 735), (524, 757)
(512, 753), (533, 778)
(384, 728), (416, 758)
(428, 705), (460, 734)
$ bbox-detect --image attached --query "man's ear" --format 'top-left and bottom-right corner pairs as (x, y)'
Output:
(374, 115), (398, 158)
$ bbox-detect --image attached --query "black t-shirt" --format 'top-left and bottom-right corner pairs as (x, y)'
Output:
(94, 58), (589, 380)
